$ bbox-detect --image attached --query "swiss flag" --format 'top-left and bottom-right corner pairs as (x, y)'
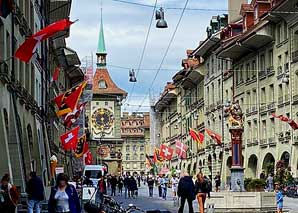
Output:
(272, 113), (298, 130)
(15, 19), (74, 63)
(175, 140), (188, 159)
(160, 144), (173, 161)
(205, 128), (222, 145)
(60, 126), (79, 150)
(84, 151), (93, 165)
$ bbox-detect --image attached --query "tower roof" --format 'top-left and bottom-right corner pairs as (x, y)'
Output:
(92, 67), (127, 97)
(97, 12), (106, 54)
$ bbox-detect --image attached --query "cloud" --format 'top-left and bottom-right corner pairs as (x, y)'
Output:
(67, 0), (227, 111)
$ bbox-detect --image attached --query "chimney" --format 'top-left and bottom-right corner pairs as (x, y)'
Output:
(228, 0), (247, 23)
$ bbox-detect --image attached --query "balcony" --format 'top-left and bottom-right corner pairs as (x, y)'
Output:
(251, 106), (257, 114)
(260, 105), (267, 115)
(266, 66), (275, 76)
(260, 139), (268, 148)
(268, 137), (276, 146)
(292, 50), (298, 62)
(278, 97), (284, 107)
(267, 102), (276, 112)
(0, 61), (10, 84)
(258, 70), (267, 80)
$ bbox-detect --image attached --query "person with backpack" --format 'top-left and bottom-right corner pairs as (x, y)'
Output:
(26, 171), (45, 213)
(177, 172), (195, 213)
(195, 173), (211, 213)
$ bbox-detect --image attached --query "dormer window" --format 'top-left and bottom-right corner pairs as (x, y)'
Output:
(99, 80), (107, 88)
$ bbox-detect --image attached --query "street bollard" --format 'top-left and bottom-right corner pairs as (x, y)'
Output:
(207, 203), (215, 213)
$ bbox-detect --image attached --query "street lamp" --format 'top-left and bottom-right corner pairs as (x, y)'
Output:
(156, 7), (168, 28)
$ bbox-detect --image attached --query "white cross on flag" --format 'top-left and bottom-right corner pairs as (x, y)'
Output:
(60, 126), (79, 150)
(160, 144), (173, 161)
(175, 140), (188, 159)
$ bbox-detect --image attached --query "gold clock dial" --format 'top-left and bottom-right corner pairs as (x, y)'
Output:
(91, 108), (114, 133)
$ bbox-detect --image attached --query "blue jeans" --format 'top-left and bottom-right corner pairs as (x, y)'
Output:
(124, 186), (128, 198)
(28, 199), (41, 213)
(162, 187), (167, 199)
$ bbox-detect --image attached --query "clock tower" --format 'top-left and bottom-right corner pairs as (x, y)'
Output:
(89, 11), (127, 175)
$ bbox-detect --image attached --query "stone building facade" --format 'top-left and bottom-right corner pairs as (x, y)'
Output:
(121, 112), (150, 174)
(0, 0), (83, 191)
(154, 0), (298, 187)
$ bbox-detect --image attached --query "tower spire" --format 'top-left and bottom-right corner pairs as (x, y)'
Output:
(96, 1), (107, 68)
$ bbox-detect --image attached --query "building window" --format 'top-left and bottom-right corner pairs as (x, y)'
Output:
(99, 80), (107, 89)
(268, 50), (273, 67)
(134, 153), (138, 160)
(140, 154), (144, 161)
(133, 163), (137, 169)
(126, 154), (130, 160)
(260, 54), (265, 72)
(126, 163), (130, 169)
(262, 120), (266, 140)
(269, 84), (274, 103)
(270, 118), (275, 137)
(140, 145), (144, 152)
(133, 145), (137, 152)
(284, 21), (288, 40)
(261, 87), (266, 103)
(27, 124), (33, 150)
(126, 145), (130, 152)
(140, 162), (144, 169)
(276, 24), (281, 44)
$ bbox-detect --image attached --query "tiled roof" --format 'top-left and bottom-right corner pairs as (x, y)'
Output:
(92, 67), (127, 96)
(240, 3), (254, 15)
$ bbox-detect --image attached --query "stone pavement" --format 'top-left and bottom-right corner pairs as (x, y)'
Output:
(109, 184), (298, 213)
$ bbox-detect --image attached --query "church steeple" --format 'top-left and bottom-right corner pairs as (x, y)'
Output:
(96, 6), (107, 68)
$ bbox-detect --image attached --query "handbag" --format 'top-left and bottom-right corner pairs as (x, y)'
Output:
(84, 188), (100, 213)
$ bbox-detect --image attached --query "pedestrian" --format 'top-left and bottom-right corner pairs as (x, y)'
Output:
(48, 173), (81, 213)
(0, 174), (19, 213)
(137, 175), (141, 187)
(118, 176), (124, 196)
(124, 174), (130, 198)
(110, 175), (117, 196)
(157, 175), (162, 198)
(160, 174), (168, 200)
(177, 172), (195, 213)
(214, 172), (221, 192)
(95, 173), (106, 205)
(26, 171), (45, 213)
(129, 176), (138, 199)
(171, 175), (179, 199)
(275, 183), (283, 213)
(195, 172), (211, 213)
(147, 174), (154, 197)
(266, 173), (274, 192)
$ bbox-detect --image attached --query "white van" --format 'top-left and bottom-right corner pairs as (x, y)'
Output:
(83, 165), (105, 186)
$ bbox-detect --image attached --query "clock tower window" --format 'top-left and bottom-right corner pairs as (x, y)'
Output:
(99, 80), (107, 89)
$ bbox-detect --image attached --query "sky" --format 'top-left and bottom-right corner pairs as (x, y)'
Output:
(67, 0), (228, 112)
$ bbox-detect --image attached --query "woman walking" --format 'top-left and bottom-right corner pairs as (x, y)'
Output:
(48, 173), (81, 213)
(195, 173), (210, 213)
(0, 174), (19, 213)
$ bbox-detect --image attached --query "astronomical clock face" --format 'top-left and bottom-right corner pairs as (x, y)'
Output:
(91, 108), (114, 134)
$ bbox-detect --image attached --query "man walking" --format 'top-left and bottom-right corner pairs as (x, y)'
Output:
(110, 175), (118, 196)
(26, 171), (45, 213)
(177, 172), (195, 213)
(124, 174), (130, 198)
(147, 175), (154, 197)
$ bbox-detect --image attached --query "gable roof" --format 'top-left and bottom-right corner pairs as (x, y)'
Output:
(92, 67), (127, 96)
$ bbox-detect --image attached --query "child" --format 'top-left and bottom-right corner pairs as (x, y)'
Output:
(275, 183), (283, 213)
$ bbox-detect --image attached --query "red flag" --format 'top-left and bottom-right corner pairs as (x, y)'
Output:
(272, 113), (298, 130)
(60, 126), (79, 150)
(51, 67), (60, 82)
(53, 81), (87, 117)
(175, 140), (188, 159)
(160, 144), (174, 161)
(189, 128), (204, 144)
(84, 151), (93, 165)
(15, 19), (74, 63)
(205, 128), (222, 145)
(64, 102), (87, 128)
(153, 148), (163, 163)
(74, 134), (87, 158)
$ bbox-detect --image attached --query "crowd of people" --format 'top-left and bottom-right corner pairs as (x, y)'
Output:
(0, 170), (285, 213)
